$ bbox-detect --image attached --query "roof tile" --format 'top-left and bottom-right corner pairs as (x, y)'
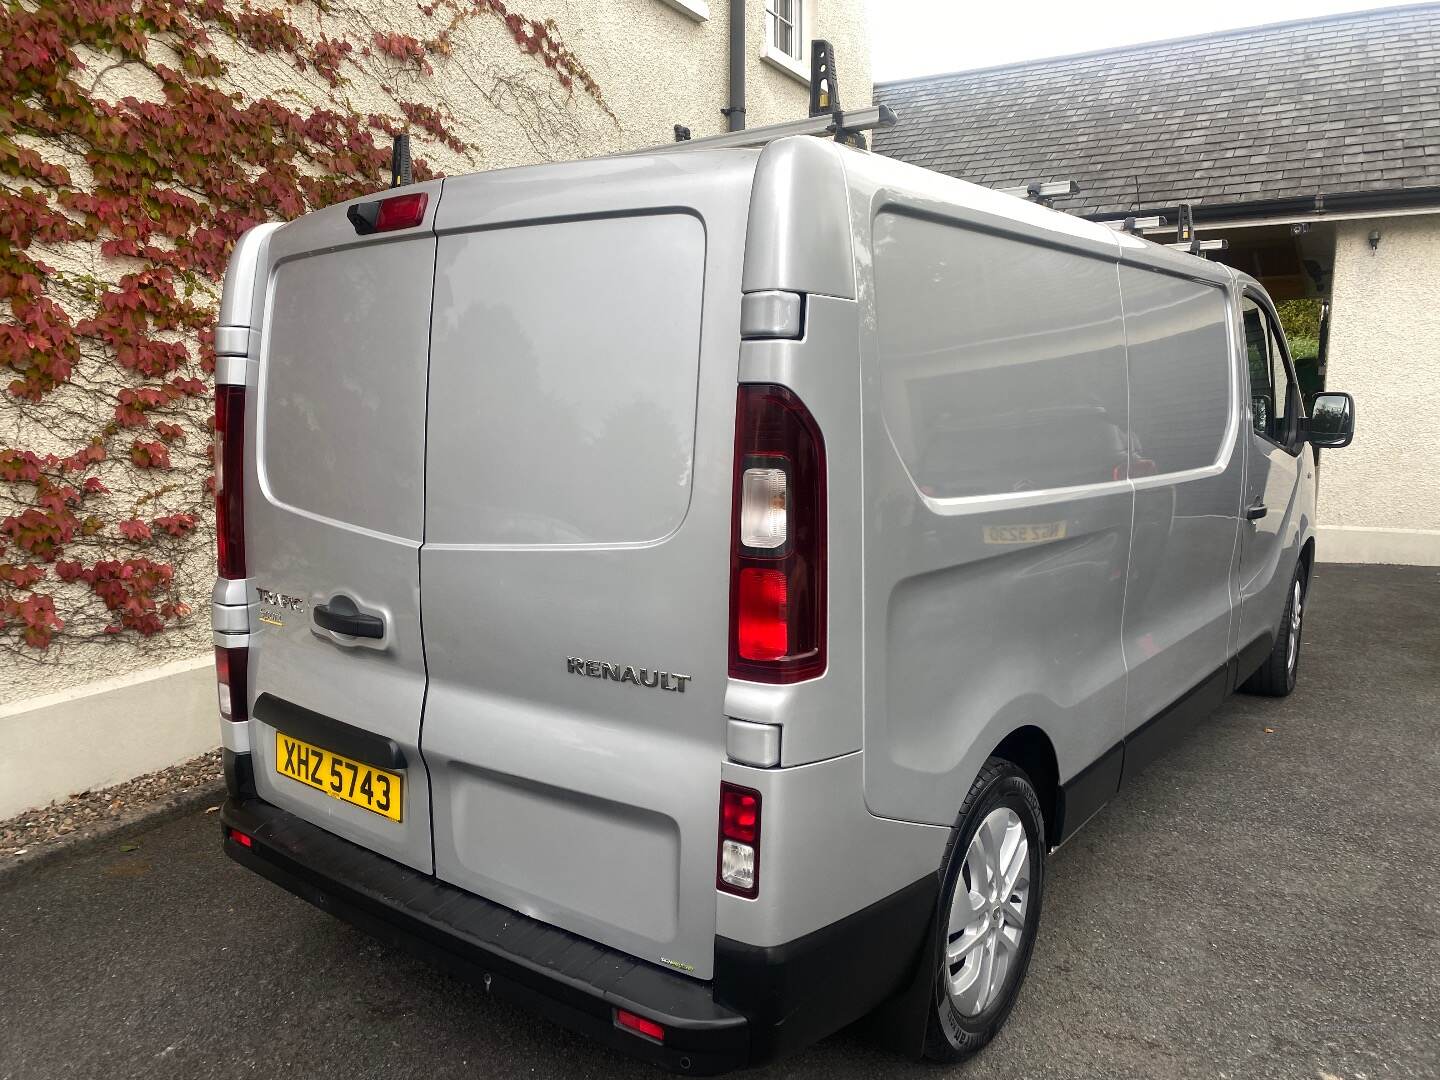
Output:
(874, 5), (1440, 215)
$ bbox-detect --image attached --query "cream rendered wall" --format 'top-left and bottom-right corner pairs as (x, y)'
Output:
(565, 0), (872, 143)
(1318, 214), (1440, 565)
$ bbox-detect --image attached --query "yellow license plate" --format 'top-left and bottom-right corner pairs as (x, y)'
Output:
(275, 731), (403, 822)
(983, 521), (1068, 545)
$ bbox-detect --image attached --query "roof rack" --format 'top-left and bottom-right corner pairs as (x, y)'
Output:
(628, 40), (895, 156)
(622, 104), (897, 156)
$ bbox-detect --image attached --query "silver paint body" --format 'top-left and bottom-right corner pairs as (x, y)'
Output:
(215, 138), (1313, 980)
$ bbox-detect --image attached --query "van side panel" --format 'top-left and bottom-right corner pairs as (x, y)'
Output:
(860, 208), (1133, 828)
(1117, 266), (1245, 760)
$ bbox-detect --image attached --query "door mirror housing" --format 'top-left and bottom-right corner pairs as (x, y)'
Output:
(1306, 392), (1355, 448)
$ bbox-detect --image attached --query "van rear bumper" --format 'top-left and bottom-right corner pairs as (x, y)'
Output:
(220, 794), (938, 1073)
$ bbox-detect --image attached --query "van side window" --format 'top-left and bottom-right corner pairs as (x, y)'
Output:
(1120, 268), (1230, 476)
(1242, 298), (1298, 447)
(874, 212), (1128, 498)
(1266, 318), (1299, 445)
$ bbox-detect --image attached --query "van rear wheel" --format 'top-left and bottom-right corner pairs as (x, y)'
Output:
(1240, 559), (1308, 697)
(924, 758), (1045, 1062)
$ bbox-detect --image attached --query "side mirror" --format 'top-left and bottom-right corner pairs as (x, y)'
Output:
(1307, 392), (1355, 448)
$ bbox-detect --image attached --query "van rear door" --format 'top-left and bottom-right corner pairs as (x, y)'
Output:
(243, 184), (441, 873)
(419, 153), (757, 980)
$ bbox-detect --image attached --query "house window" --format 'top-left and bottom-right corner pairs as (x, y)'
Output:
(767, 0), (801, 60)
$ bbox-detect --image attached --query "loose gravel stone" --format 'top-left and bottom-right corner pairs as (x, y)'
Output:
(0, 749), (222, 859)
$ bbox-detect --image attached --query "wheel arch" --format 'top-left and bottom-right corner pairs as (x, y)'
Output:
(989, 726), (1060, 847)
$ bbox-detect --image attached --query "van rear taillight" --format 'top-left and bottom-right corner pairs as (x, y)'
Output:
(729, 385), (826, 683)
(215, 644), (249, 723)
(215, 384), (246, 579)
(717, 783), (761, 897)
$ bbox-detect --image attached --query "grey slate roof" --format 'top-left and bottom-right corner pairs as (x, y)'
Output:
(873, 4), (1440, 217)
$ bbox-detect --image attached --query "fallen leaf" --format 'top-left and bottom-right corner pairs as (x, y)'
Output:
(119, 842), (140, 852)
(204, 805), (220, 814)
(1263, 727), (1276, 734)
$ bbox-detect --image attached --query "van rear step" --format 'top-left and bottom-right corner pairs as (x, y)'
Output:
(221, 798), (746, 1074)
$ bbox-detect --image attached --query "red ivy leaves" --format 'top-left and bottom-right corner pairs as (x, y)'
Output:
(1, 506), (78, 561)
(151, 512), (197, 536)
(55, 557), (189, 637)
(1, 0), (601, 649)
(116, 511), (196, 543)
(129, 439), (171, 469)
(0, 591), (63, 649)
(372, 31), (433, 75)
(0, 562), (46, 588)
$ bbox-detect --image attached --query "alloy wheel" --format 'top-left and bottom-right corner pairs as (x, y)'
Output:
(1287, 578), (1303, 673)
(944, 807), (1031, 1016)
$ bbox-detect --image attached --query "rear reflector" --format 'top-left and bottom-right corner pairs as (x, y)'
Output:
(227, 827), (253, 848)
(215, 384), (246, 579)
(347, 191), (429, 235)
(215, 644), (249, 723)
(615, 1009), (665, 1043)
(729, 385), (826, 683)
(717, 783), (761, 898)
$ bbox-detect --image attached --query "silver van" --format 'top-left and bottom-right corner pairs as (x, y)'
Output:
(212, 122), (1355, 1072)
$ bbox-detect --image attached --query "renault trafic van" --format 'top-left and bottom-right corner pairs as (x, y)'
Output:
(213, 124), (1355, 1073)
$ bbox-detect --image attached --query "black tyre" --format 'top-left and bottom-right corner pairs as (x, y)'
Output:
(1239, 559), (1308, 697)
(923, 758), (1045, 1063)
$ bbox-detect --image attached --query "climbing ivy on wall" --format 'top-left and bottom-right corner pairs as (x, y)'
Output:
(0, 0), (610, 657)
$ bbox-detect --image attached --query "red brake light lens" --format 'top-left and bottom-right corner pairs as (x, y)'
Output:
(720, 785), (759, 844)
(215, 384), (246, 579)
(375, 192), (428, 232)
(227, 827), (253, 848)
(736, 567), (788, 661)
(729, 385), (826, 683)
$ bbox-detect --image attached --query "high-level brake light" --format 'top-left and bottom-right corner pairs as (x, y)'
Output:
(347, 191), (429, 235)
(729, 385), (826, 683)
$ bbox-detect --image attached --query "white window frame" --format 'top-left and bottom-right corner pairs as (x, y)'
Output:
(763, 0), (810, 84)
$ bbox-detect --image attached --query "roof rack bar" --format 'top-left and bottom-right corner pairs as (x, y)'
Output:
(1168, 238), (1229, 255)
(1101, 215), (1169, 233)
(998, 180), (1078, 203)
(620, 104), (897, 156)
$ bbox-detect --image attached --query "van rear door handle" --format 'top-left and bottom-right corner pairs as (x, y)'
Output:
(314, 598), (384, 639)
(1245, 503), (1268, 521)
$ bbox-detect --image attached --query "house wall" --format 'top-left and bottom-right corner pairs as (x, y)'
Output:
(0, 0), (870, 813)
(1318, 214), (1440, 565)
